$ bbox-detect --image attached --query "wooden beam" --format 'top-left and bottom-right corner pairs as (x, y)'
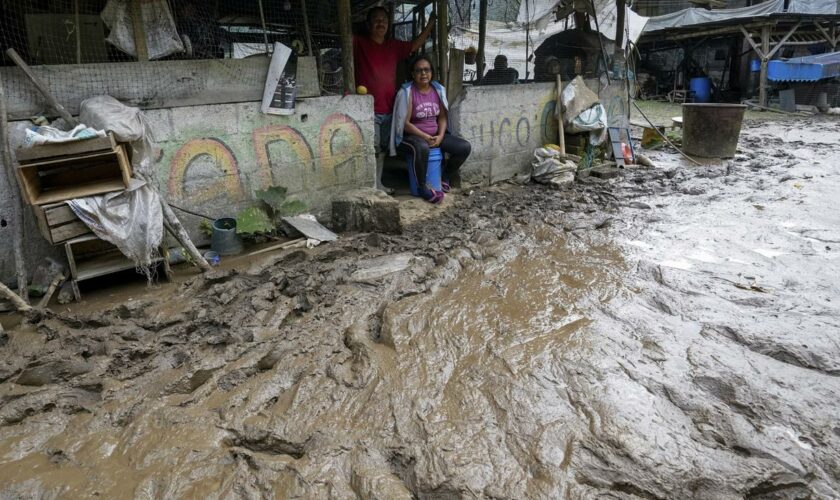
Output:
(5, 49), (78, 126)
(0, 58), (281, 120)
(74, 0), (81, 64)
(759, 24), (769, 108)
(337, 0), (355, 93)
(766, 21), (801, 60)
(739, 25), (764, 57)
(477, 0), (488, 82)
(300, 0), (314, 56)
(437, 0), (449, 87)
(130, 0), (149, 61)
(813, 20), (836, 49)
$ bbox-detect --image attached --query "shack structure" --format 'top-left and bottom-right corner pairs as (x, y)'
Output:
(0, 0), (632, 288)
(635, 0), (840, 107)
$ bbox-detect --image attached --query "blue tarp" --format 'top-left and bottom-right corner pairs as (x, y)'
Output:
(768, 51), (840, 82)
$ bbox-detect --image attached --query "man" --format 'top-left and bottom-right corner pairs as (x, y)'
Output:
(483, 55), (519, 85)
(354, 6), (435, 193)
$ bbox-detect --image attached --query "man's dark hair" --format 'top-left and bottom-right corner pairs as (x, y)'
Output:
(408, 54), (436, 81)
(366, 6), (390, 26)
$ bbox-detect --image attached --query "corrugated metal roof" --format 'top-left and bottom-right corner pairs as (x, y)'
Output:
(768, 51), (840, 82)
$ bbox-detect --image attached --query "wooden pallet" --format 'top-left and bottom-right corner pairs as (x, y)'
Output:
(15, 133), (131, 205)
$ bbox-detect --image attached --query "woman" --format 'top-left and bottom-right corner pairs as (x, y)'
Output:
(390, 55), (472, 203)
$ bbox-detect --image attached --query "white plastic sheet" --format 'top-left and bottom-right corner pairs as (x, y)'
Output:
(101, 0), (184, 60)
(67, 179), (163, 274)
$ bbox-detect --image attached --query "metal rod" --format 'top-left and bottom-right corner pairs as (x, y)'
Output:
(632, 100), (702, 167)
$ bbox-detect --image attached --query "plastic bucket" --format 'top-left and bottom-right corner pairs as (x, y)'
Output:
(689, 77), (712, 103)
(407, 147), (443, 196)
(682, 103), (746, 158)
(211, 217), (244, 256)
(750, 58), (761, 72)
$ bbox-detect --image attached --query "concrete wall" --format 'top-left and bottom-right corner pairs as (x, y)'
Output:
(450, 81), (629, 184)
(451, 83), (559, 184)
(0, 95), (375, 284)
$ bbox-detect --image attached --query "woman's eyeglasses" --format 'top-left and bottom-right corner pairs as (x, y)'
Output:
(413, 68), (432, 74)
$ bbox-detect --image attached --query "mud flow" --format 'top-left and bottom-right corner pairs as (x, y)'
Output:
(1, 116), (839, 498)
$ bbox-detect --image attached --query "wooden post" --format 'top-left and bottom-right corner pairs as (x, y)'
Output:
(257, 0), (270, 56)
(437, 0), (449, 87)
(614, 0), (626, 52)
(74, 0), (82, 64)
(556, 74), (565, 155)
(337, 0), (355, 93)
(0, 75), (29, 304)
(759, 24), (770, 108)
(130, 0), (149, 61)
(5, 49), (78, 127)
(300, 0), (314, 56)
(477, 0), (488, 82)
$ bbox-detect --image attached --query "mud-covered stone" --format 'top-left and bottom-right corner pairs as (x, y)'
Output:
(332, 188), (402, 234)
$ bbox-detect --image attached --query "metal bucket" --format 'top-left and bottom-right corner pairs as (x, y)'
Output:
(682, 103), (746, 158)
(211, 217), (244, 256)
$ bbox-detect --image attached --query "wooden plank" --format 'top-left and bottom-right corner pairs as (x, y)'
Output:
(18, 149), (115, 169)
(130, 0), (149, 61)
(44, 203), (76, 226)
(0, 58), (272, 120)
(31, 204), (52, 241)
(50, 220), (91, 243)
(16, 134), (115, 163)
(30, 178), (126, 205)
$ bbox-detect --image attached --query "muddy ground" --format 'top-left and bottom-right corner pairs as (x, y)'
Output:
(1, 115), (839, 499)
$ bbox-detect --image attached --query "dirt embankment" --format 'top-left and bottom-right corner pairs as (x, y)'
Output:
(1, 116), (839, 498)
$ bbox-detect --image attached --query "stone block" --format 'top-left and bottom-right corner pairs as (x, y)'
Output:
(332, 188), (402, 235)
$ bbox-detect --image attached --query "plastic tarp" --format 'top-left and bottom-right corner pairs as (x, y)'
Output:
(644, 0), (839, 32)
(75, 96), (165, 277)
(789, 0), (840, 15)
(644, 0), (785, 32)
(768, 50), (840, 81)
(516, 0), (648, 46)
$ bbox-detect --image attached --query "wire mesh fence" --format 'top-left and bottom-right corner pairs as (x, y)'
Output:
(0, 0), (345, 106)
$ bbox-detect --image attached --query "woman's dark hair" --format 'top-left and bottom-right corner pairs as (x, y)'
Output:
(408, 54), (436, 81)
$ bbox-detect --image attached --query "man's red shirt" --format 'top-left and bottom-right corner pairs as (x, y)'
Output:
(353, 36), (413, 114)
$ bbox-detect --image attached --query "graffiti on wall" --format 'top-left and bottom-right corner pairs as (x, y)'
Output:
(464, 92), (558, 154)
(167, 112), (367, 206)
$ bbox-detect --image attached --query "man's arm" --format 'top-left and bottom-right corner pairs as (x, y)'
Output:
(410, 13), (436, 53)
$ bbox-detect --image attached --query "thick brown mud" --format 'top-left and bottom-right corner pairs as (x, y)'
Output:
(1, 116), (839, 498)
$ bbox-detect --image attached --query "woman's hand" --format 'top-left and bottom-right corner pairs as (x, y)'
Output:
(429, 134), (443, 147)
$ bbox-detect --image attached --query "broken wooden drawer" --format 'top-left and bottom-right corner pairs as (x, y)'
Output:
(15, 133), (132, 205)
(31, 202), (92, 245)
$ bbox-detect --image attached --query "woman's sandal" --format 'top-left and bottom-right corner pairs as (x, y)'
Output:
(422, 188), (445, 204)
(441, 181), (451, 193)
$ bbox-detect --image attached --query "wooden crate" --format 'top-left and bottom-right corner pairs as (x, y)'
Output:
(31, 202), (92, 244)
(15, 133), (131, 205)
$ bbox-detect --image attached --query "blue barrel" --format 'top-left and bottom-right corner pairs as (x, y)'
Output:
(749, 58), (761, 72)
(690, 77), (712, 103)
(407, 147), (443, 197)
